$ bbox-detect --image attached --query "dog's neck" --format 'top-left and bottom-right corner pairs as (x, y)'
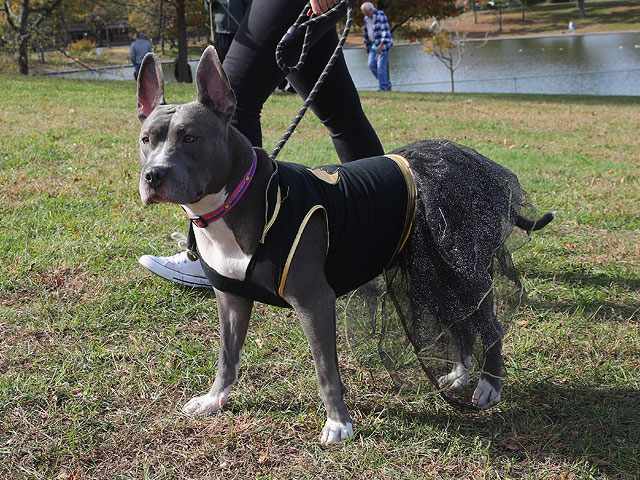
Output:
(182, 149), (257, 227)
(185, 126), (273, 257)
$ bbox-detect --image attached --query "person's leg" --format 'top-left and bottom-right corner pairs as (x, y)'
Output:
(223, 0), (379, 158)
(287, 28), (384, 161)
(367, 49), (378, 80)
(223, 0), (327, 147)
(376, 49), (391, 91)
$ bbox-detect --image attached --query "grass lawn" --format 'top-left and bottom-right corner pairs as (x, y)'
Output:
(0, 75), (639, 479)
(449, 0), (640, 39)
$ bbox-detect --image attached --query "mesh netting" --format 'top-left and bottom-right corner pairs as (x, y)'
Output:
(341, 140), (537, 406)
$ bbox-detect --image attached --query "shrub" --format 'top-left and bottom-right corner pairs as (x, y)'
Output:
(67, 38), (98, 59)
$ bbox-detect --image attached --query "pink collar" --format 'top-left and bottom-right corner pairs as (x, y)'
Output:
(183, 150), (257, 228)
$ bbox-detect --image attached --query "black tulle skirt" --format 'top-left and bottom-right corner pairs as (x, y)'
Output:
(343, 140), (538, 403)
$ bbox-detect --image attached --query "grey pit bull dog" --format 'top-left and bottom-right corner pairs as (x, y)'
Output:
(135, 46), (553, 444)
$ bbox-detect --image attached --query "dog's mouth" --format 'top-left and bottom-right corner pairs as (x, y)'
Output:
(140, 183), (205, 206)
(188, 189), (205, 204)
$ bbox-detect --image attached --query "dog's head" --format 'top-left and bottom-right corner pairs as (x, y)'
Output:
(136, 46), (237, 206)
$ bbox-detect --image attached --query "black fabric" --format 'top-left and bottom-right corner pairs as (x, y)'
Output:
(198, 155), (411, 306)
(344, 140), (538, 396)
(392, 139), (524, 322)
(222, 0), (384, 163)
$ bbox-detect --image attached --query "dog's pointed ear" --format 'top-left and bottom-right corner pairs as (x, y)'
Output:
(195, 46), (236, 117)
(137, 52), (166, 123)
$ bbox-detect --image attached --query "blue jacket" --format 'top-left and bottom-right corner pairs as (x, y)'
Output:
(130, 38), (152, 65)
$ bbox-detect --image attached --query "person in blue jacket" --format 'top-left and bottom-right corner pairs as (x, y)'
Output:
(130, 32), (152, 80)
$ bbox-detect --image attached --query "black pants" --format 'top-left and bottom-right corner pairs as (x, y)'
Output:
(222, 0), (384, 163)
(188, 1), (384, 255)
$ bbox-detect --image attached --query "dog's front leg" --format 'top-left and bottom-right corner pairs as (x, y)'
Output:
(183, 291), (253, 414)
(283, 213), (353, 444)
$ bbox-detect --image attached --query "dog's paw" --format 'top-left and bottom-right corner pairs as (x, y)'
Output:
(438, 363), (470, 390)
(472, 378), (501, 409)
(320, 418), (353, 445)
(182, 389), (230, 414)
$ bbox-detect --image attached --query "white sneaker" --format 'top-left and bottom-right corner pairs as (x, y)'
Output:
(138, 233), (211, 288)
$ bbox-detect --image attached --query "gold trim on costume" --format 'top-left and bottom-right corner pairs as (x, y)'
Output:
(260, 186), (281, 243)
(308, 167), (341, 184)
(384, 154), (417, 265)
(278, 205), (329, 298)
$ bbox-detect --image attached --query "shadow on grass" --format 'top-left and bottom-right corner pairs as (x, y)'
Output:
(524, 268), (640, 321)
(353, 381), (639, 476)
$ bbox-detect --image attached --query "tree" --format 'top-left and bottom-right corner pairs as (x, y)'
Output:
(518, 0), (545, 23)
(3, 0), (63, 74)
(174, 0), (188, 82)
(576, 0), (585, 19)
(362, 0), (462, 41)
(423, 24), (465, 93)
(127, 0), (207, 64)
(487, 0), (509, 33)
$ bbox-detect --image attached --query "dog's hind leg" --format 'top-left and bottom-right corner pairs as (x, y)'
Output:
(472, 295), (503, 409)
(183, 291), (253, 414)
(438, 322), (473, 390)
(282, 212), (353, 444)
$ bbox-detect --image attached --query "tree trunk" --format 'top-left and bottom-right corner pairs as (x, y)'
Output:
(5, 0), (62, 75)
(521, 3), (526, 21)
(576, 0), (586, 18)
(159, 0), (165, 55)
(18, 34), (29, 75)
(175, 2), (189, 82)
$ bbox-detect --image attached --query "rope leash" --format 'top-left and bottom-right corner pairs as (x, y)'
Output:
(271, 2), (478, 412)
(270, 0), (354, 160)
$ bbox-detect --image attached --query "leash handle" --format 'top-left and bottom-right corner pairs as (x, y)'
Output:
(270, 0), (353, 160)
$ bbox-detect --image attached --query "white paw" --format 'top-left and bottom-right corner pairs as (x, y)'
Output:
(472, 378), (501, 409)
(182, 388), (230, 414)
(438, 362), (470, 390)
(320, 418), (353, 444)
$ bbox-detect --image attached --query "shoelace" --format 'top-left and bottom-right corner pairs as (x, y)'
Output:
(170, 232), (189, 251)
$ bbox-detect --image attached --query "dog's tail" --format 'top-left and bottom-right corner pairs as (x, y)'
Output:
(515, 211), (556, 233)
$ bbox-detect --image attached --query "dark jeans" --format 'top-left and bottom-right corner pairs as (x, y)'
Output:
(222, 0), (384, 163)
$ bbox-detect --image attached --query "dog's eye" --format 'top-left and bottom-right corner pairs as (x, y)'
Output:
(183, 134), (197, 143)
(141, 136), (150, 145)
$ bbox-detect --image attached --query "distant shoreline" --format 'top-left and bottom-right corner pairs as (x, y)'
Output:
(343, 29), (640, 48)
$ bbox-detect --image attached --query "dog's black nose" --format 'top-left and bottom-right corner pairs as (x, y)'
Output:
(144, 166), (168, 189)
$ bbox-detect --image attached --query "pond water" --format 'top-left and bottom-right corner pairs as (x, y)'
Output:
(43, 31), (640, 96)
(344, 31), (640, 95)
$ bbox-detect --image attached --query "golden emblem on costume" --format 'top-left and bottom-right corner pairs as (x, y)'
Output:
(309, 167), (340, 185)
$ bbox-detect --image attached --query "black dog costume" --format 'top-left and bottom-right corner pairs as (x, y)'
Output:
(190, 139), (549, 398)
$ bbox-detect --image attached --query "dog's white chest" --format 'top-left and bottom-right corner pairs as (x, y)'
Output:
(185, 192), (252, 281)
(193, 220), (251, 281)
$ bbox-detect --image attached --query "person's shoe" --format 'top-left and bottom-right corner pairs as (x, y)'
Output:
(138, 232), (211, 288)
(139, 250), (211, 287)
